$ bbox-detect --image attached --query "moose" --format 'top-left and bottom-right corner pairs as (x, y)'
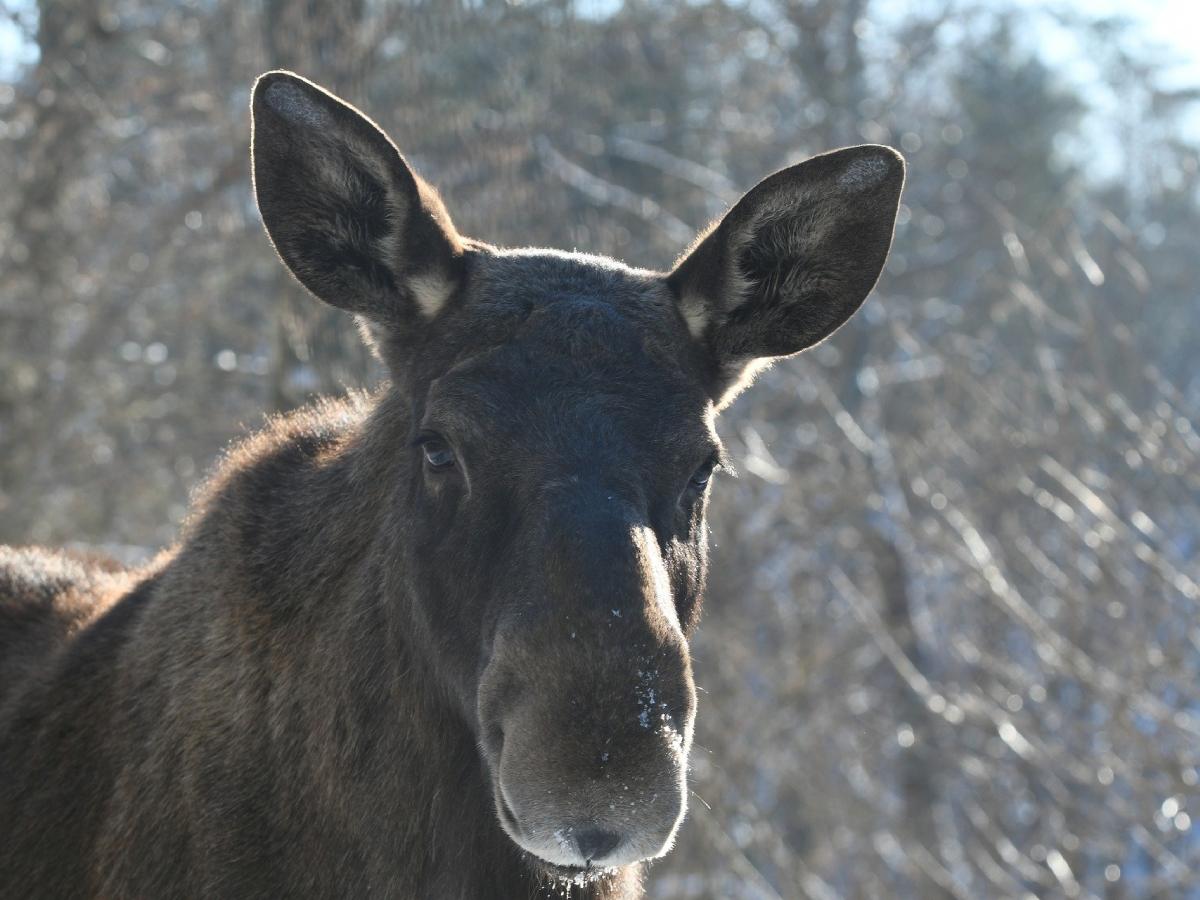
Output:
(0, 72), (903, 898)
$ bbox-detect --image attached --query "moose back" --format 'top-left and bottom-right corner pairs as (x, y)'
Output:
(0, 72), (903, 899)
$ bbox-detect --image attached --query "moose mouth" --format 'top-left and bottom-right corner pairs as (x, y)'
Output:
(529, 857), (618, 886)
(493, 781), (620, 884)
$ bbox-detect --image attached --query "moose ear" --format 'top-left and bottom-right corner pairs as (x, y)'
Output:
(668, 145), (904, 407)
(251, 71), (464, 329)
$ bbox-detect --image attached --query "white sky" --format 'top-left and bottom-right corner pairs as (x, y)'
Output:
(1022, 0), (1200, 91)
(1043, 0), (1200, 89)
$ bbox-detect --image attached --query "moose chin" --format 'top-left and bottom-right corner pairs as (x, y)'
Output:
(0, 71), (903, 899)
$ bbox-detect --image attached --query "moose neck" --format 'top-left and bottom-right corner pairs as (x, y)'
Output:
(160, 390), (641, 899)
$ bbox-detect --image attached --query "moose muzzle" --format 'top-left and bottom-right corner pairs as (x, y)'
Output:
(478, 495), (696, 872)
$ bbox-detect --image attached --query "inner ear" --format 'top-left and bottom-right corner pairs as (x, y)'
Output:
(722, 207), (876, 357)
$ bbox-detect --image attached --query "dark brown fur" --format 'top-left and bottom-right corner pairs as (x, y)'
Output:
(0, 73), (903, 899)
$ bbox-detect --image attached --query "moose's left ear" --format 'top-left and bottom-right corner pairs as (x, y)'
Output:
(668, 145), (904, 406)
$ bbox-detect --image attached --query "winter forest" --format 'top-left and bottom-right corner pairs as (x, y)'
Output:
(2, 0), (1199, 897)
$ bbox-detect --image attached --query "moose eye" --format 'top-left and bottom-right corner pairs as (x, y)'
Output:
(688, 458), (717, 490)
(417, 434), (456, 471)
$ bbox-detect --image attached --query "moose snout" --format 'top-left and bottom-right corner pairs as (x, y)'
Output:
(488, 687), (692, 870)
(478, 627), (696, 873)
(477, 494), (697, 872)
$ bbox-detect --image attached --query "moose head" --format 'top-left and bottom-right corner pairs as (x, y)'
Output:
(250, 71), (903, 881)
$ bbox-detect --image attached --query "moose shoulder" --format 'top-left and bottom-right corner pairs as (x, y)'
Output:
(0, 72), (903, 899)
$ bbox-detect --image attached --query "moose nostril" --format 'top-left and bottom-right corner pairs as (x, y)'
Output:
(573, 827), (622, 863)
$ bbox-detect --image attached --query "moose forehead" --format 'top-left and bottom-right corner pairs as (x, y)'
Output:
(413, 250), (718, 462)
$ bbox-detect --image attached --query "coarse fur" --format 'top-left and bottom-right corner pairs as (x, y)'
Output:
(0, 72), (904, 899)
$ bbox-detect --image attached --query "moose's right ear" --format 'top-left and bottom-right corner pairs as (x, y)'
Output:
(251, 71), (464, 328)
